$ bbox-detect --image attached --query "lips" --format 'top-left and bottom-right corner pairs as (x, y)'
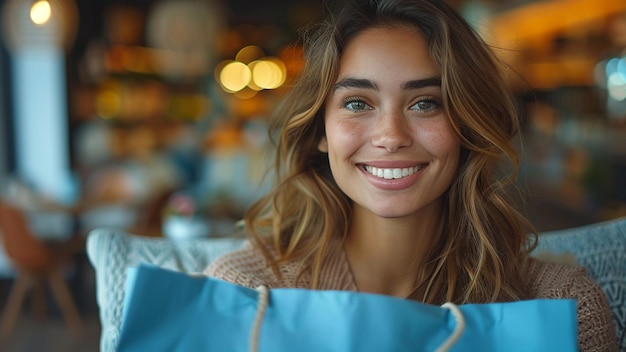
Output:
(363, 164), (427, 180)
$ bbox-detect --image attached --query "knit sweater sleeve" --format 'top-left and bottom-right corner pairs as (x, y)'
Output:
(204, 241), (278, 288)
(528, 259), (618, 352)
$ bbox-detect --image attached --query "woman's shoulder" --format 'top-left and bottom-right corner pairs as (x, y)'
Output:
(204, 240), (267, 284)
(525, 256), (600, 297)
(525, 257), (618, 351)
(203, 240), (306, 289)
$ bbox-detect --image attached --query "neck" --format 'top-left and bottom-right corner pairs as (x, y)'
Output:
(344, 203), (443, 298)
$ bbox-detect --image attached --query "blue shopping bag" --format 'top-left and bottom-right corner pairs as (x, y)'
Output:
(117, 264), (579, 352)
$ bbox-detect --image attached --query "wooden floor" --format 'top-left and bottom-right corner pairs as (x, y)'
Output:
(1, 315), (101, 352)
(0, 255), (101, 352)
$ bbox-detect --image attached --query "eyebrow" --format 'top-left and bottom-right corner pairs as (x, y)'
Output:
(333, 77), (441, 92)
(402, 77), (441, 90)
(333, 78), (378, 91)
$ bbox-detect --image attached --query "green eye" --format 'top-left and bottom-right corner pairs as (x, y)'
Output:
(411, 98), (440, 113)
(344, 99), (371, 112)
(416, 101), (433, 110)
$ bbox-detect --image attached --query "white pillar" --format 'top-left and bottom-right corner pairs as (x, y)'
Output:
(0, 47), (8, 187)
(1, 0), (78, 204)
(12, 46), (75, 203)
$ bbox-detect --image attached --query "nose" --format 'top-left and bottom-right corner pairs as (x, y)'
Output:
(371, 110), (412, 153)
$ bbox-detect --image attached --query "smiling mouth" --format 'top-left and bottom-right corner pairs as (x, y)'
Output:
(363, 164), (426, 179)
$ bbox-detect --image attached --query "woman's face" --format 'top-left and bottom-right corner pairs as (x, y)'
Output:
(319, 26), (460, 219)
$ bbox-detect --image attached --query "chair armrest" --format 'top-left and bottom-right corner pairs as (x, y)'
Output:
(86, 228), (245, 352)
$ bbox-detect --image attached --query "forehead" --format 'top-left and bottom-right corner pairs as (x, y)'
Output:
(337, 26), (439, 79)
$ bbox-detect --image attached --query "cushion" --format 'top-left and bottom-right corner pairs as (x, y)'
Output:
(87, 217), (626, 352)
(86, 228), (245, 352)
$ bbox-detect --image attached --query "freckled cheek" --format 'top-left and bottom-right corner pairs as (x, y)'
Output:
(415, 124), (460, 159)
(325, 121), (365, 152)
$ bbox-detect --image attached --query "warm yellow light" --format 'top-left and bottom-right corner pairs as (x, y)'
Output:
(251, 57), (286, 89)
(234, 87), (258, 100)
(213, 60), (230, 82)
(235, 45), (264, 64)
(30, 0), (52, 25)
(96, 90), (121, 119)
(219, 61), (251, 92)
(245, 61), (263, 91)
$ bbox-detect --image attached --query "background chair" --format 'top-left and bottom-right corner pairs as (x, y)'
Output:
(0, 201), (84, 338)
(129, 187), (176, 238)
(87, 217), (626, 352)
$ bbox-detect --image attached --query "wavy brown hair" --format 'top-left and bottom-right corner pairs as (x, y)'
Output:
(244, 0), (537, 304)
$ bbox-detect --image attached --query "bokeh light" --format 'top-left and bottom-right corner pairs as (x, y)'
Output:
(235, 45), (264, 64)
(219, 61), (251, 92)
(608, 72), (626, 101)
(605, 57), (626, 101)
(217, 50), (288, 95)
(234, 87), (259, 100)
(30, 0), (51, 25)
(251, 58), (286, 89)
(245, 60), (263, 91)
(96, 89), (121, 119)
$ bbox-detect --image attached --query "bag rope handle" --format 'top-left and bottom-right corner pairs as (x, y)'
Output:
(249, 288), (466, 352)
(250, 285), (270, 352)
(436, 302), (466, 352)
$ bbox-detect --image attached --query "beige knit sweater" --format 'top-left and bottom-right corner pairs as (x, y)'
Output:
(205, 241), (618, 351)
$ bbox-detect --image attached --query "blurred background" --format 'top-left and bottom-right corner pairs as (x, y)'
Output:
(0, 0), (624, 350)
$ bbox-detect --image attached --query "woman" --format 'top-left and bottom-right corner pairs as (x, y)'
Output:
(206, 0), (616, 350)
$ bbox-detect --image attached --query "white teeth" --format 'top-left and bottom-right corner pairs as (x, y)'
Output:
(364, 165), (423, 179)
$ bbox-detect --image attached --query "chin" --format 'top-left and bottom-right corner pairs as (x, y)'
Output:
(369, 207), (416, 219)
(363, 197), (443, 220)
